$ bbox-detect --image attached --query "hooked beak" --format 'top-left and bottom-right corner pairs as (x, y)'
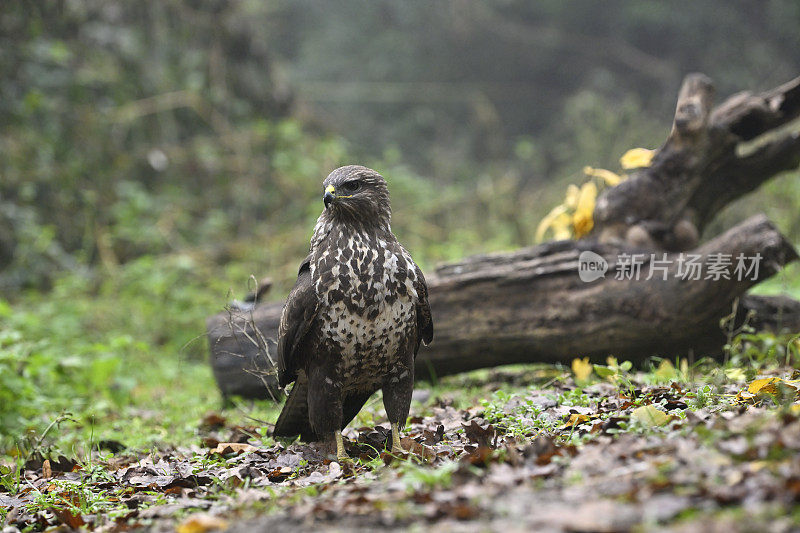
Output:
(323, 185), (336, 208)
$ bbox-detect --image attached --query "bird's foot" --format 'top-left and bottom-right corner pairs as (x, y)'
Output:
(390, 422), (406, 456)
(334, 431), (350, 462)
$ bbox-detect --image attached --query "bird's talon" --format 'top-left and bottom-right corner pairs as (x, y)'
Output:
(334, 431), (349, 462)
(390, 422), (406, 456)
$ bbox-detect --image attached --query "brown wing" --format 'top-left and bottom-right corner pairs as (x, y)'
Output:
(277, 255), (319, 388)
(413, 263), (434, 354)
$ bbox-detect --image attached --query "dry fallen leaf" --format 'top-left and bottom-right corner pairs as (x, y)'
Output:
(631, 405), (669, 426)
(267, 466), (294, 482)
(462, 420), (497, 448)
(53, 508), (85, 529)
(176, 513), (229, 533)
(738, 377), (799, 404)
(748, 377), (783, 394)
(564, 413), (590, 428)
(200, 412), (227, 429)
(396, 437), (436, 461)
(572, 357), (593, 382)
(211, 443), (258, 455)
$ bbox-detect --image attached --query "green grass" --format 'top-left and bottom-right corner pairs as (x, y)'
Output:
(0, 254), (287, 464)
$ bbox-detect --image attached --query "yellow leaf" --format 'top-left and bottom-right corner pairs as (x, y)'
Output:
(572, 182), (597, 239)
(654, 359), (675, 380)
(535, 204), (570, 242)
(564, 184), (581, 209)
(747, 377), (782, 394)
(734, 389), (755, 405)
(725, 368), (747, 382)
(654, 359), (685, 380)
(572, 357), (592, 382)
(566, 413), (590, 427)
(631, 405), (669, 426)
(746, 377), (796, 396)
(583, 166), (625, 186)
(551, 213), (573, 240)
(620, 147), (655, 169)
(176, 514), (229, 533)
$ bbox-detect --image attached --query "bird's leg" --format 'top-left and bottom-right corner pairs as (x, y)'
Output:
(307, 364), (346, 461)
(390, 422), (404, 455)
(383, 359), (414, 456)
(334, 431), (348, 461)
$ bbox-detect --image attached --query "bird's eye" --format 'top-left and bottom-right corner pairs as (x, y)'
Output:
(341, 180), (361, 193)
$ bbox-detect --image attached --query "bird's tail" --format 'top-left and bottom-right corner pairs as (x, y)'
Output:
(272, 374), (319, 441)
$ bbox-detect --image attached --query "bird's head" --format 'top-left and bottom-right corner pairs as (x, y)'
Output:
(321, 165), (391, 228)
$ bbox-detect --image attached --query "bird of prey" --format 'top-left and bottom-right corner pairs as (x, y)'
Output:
(272, 165), (433, 460)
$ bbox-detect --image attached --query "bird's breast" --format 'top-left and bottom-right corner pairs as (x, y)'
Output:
(314, 233), (418, 312)
(312, 233), (418, 389)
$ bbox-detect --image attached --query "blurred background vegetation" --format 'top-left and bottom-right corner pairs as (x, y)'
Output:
(1, 1), (799, 453)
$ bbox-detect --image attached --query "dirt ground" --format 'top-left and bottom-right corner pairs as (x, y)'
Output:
(4, 367), (800, 532)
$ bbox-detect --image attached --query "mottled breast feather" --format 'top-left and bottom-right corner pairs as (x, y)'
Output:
(307, 226), (416, 392)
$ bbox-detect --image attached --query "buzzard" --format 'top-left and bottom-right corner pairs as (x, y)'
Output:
(272, 165), (433, 460)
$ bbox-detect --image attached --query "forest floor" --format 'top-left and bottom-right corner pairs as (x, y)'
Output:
(3, 350), (800, 532)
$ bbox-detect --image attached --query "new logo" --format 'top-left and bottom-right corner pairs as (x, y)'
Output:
(578, 251), (608, 282)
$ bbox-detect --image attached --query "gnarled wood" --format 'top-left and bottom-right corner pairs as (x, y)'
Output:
(594, 74), (800, 250)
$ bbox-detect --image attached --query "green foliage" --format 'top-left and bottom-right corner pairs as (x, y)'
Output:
(398, 460), (461, 492)
(480, 390), (556, 441)
(0, 255), (229, 452)
(1, 2), (322, 291)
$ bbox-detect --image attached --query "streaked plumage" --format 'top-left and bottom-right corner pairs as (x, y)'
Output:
(273, 165), (433, 458)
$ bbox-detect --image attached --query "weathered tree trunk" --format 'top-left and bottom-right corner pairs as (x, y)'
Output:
(416, 215), (797, 377)
(207, 74), (800, 400)
(594, 74), (800, 249)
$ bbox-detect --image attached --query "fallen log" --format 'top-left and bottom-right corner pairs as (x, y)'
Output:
(207, 215), (799, 400)
(207, 73), (800, 401)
